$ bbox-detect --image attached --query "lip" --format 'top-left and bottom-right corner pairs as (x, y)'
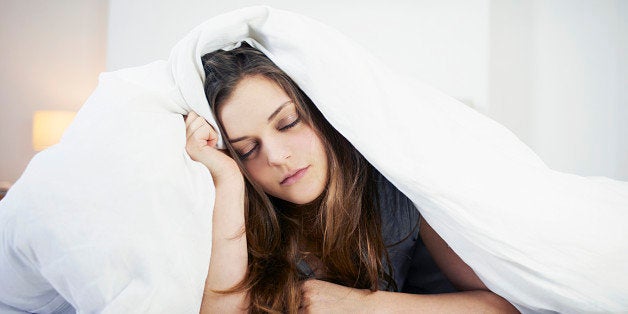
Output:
(280, 166), (310, 186)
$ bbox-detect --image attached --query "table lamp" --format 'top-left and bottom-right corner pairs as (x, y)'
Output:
(32, 110), (76, 151)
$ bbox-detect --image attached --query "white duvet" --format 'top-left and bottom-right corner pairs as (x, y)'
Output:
(1, 6), (627, 313)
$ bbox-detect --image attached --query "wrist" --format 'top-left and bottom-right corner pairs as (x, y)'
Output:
(212, 171), (244, 188)
(212, 176), (246, 240)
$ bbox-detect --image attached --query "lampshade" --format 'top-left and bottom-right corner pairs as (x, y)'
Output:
(32, 110), (76, 151)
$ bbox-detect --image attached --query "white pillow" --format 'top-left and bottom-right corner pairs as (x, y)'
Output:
(0, 62), (214, 313)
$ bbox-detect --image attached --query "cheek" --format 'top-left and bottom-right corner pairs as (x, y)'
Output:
(296, 127), (325, 154)
(244, 162), (268, 186)
(298, 128), (328, 175)
(311, 132), (327, 162)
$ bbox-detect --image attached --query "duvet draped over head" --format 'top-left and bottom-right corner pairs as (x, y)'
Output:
(1, 6), (627, 314)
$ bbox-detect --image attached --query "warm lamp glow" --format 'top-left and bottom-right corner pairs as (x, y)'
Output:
(32, 110), (76, 151)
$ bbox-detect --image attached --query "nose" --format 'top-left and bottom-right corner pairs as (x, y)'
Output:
(264, 139), (291, 166)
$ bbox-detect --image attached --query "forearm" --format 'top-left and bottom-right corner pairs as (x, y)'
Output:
(200, 178), (248, 313)
(365, 290), (518, 314)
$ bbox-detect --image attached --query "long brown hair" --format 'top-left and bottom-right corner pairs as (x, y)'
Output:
(201, 42), (394, 313)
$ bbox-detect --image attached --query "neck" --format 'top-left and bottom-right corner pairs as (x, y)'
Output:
(272, 194), (325, 253)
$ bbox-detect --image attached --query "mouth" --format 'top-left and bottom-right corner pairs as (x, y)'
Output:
(280, 166), (310, 186)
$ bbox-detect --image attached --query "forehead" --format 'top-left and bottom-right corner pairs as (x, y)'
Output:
(218, 75), (292, 136)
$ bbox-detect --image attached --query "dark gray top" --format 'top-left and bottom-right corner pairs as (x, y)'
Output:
(376, 171), (455, 294)
(298, 170), (456, 294)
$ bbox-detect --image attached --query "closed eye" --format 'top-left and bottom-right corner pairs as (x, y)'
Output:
(238, 143), (258, 160)
(279, 117), (301, 131)
(238, 114), (300, 160)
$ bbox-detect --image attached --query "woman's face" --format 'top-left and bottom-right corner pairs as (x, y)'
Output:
(218, 75), (329, 205)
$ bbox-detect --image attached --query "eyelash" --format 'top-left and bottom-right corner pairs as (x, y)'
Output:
(238, 117), (301, 160)
(279, 116), (300, 131)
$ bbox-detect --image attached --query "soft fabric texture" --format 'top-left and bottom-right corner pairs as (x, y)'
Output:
(1, 5), (627, 313)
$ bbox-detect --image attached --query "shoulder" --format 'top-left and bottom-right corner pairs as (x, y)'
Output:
(373, 169), (421, 244)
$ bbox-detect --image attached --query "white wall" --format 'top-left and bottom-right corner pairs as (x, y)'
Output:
(106, 0), (491, 110)
(619, 1), (628, 180)
(2, 1), (625, 183)
(488, 0), (628, 180)
(488, 0), (536, 152)
(0, 0), (108, 183)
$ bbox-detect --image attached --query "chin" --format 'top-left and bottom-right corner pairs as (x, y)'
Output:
(284, 186), (325, 205)
(291, 196), (318, 205)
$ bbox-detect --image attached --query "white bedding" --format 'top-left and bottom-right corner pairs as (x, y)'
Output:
(1, 6), (627, 313)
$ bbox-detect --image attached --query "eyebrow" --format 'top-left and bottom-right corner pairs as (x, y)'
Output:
(228, 100), (293, 143)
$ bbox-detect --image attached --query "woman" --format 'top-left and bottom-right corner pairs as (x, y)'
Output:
(186, 43), (517, 313)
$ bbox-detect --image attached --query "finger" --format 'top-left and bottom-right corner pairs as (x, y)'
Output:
(185, 112), (215, 134)
(186, 116), (209, 140)
(184, 111), (198, 127)
(186, 117), (202, 140)
(188, 121), (211, 144)
(187, 118), (219, 146)
(206, 124), (219, 148)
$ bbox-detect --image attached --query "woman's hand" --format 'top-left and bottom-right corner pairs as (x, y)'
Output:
(298, 279), (519, 313)
(299, 279), (370, 313)
(185, 111), (241, 185)
(188, 111), (249, 313)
